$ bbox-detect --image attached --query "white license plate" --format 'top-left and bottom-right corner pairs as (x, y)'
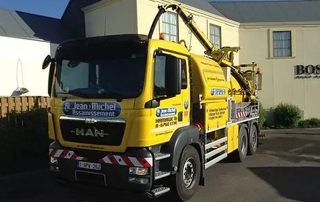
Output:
(77, 161), (101, 171)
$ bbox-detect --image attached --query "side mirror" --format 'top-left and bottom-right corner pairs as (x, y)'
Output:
(42, 55), (52, 70)
(165, 55), (182, 97)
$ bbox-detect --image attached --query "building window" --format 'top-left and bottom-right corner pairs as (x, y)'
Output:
(209, 24), (221, 48)
(273, 31), (292, 57)
(162, 12), (178, 42)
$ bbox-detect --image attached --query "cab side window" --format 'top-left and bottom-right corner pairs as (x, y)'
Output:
(154, 55), (166, 97)
(154, 55), (188, 98)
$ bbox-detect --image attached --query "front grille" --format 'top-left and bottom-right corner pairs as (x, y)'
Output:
(75, 171), (106, 186)
(60, 119), (125, 146)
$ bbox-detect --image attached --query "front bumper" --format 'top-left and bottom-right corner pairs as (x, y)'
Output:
(49, 141), (154, 192)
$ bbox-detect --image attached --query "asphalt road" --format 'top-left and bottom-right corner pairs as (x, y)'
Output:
(1, 129), (320, 202)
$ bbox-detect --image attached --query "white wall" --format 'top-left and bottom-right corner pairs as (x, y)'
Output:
(239, 23), (320, 119)
(84, 0), (138, 37)
(0, 36), (50, 97)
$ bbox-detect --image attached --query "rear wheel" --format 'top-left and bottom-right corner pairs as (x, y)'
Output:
(231, 124), (248, 162)
(248, 123), (258, 155)
(171, 145), (201, 201)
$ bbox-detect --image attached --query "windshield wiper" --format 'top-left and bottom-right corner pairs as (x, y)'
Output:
(99, 91), (130, 102)
(56, 89), (130, 102)
(68, 90), (90, 98)
(56, 90), (89, 101)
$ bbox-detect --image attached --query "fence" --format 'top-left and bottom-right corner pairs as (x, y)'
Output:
(0, 96), (50, 118)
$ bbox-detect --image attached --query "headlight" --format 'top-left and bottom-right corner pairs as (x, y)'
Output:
(129, 167), (148, 175)
(49, 157), (59, 172)
(50, 157), (58, 164)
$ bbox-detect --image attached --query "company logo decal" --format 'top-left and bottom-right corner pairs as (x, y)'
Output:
(156, 107), (177, 117)
(211, 88), (226, 96)
(62, 101), (121, 117)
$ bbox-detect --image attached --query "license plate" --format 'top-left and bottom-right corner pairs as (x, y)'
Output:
(77, 161), (101, 171)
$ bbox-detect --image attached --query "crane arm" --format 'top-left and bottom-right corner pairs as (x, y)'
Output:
(148, 3), (240, 67)
(148, 3), (257, 101)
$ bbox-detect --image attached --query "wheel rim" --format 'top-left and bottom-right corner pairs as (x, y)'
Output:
(251, 127), (257, 149)
(241, 130), (247, 154)
(182, 157), (196, 189)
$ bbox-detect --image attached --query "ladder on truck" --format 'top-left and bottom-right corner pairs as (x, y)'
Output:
(201, 100), (260, 170)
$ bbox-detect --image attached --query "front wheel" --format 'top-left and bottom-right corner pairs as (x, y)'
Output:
(171, 145), (201, 202)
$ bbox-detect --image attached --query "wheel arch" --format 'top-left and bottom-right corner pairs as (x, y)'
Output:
(162, 125), (200, 169)
(161, 125), (204, 185)
(190, 142), (205, 186)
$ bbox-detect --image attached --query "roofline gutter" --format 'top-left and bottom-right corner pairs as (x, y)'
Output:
(240, 21), (320, 28)
(0, 35), (50, 43)
(82, 0), (117, 13)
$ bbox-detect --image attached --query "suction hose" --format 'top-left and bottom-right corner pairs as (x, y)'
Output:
(230, 67), (256, 101)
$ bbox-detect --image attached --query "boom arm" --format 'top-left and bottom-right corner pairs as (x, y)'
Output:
(148, 3), (240, 67)
(148, 3), (258, 101)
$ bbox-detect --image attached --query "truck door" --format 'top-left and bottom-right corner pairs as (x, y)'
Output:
(151, 51), (190, 138)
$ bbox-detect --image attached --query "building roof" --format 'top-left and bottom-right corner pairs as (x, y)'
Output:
(61, 0), (101, 38)
(0, 7), (73, 43)
(178, 0), (225, 17)
(210, 0), (320, 23)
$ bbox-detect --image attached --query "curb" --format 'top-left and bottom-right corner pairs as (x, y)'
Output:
(261, 128), (320, 132)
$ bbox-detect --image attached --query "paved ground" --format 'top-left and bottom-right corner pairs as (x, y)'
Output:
(1, 129), (320, 202)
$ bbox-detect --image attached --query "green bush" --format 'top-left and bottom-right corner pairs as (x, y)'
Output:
(0, 108), (49, 176)
(273, 103), (301, 128)
(298, 120), (310, 128)
(258, 102), (266, 129)
(298, 118), (320, 128)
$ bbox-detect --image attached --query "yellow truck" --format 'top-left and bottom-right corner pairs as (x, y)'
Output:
(42, 3), (262, 201)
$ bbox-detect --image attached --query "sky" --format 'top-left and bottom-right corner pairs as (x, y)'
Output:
(0, 0), (303, 19)
(0, 0), (69, 19)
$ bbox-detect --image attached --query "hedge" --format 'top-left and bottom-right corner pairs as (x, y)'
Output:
(298, 118), (320, 128)
(0, 108), (50, 176)
(258, 102), (267, 129)
(268, 102), (320, 129)
(273, 103), (301, 128)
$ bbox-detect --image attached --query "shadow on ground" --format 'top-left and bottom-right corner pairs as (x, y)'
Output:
(0, 170), (177, 202)
(248, 166), (320, 202)
(52, 182), (177, 202)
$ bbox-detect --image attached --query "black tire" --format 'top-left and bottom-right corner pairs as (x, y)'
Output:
(171, 145), (201, 202)
(233, 124), (248, 162)
(248, 123), (258, 155)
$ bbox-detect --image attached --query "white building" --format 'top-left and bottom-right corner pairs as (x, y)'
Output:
(212, 0), (320, 120)
(0, 7), (73, 97)
(1, 0), (319, 121)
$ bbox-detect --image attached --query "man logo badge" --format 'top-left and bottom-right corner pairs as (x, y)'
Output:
(75, 128), (109, 137)
(85, 118), (97, 124)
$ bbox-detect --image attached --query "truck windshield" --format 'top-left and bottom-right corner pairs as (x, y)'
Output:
(55, 38), (146, 99)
